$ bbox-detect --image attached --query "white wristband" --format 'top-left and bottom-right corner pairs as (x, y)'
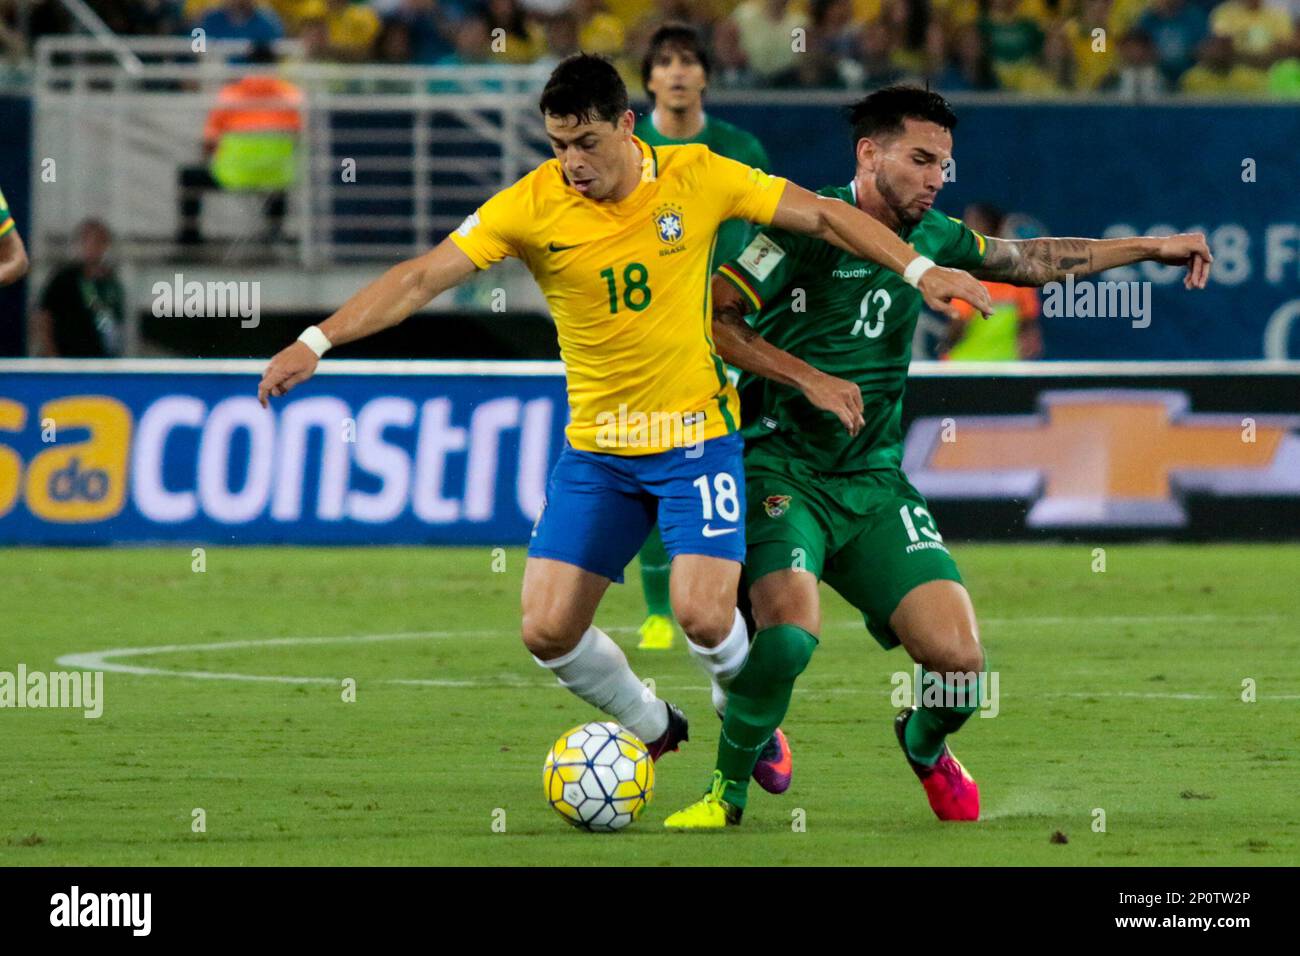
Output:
(903, 255), (936, 288)
(297, 325), (332, 358)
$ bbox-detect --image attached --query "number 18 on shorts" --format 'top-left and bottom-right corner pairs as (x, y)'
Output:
(528, 432), (747, 582)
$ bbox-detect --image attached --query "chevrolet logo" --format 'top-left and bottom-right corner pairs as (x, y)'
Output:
(903, 390), (1300, 527)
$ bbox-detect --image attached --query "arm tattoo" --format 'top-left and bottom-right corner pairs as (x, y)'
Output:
(974, 236), (1095, 286)
(714, 300), (760, 343)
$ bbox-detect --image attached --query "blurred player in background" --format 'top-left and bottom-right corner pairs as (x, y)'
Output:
(258, 56), (992, 772)
(177, 43), (302, 249)
(0, 183), (27, 286)
(30, 219), (126, 358)
(665, 86), (1213, 828)
(631, 23), (772, 652)
(941, 203), (1043, 361)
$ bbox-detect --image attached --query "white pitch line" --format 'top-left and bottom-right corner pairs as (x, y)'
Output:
(52, 629), (1300, 700)
(54, 630), (515, 688)
(976, 614), (1287, 626)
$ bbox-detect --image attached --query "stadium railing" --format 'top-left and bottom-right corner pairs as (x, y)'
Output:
(30, 37), (555, 270)
(27, 37), (1293, 361)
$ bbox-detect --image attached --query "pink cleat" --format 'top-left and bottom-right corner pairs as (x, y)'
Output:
(894, 707), (980, 821)
(752, 727), (793, 794)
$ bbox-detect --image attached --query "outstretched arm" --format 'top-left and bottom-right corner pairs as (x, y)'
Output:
(711, 275), (865, 436)
(768, 183), (993, 320)
(258, 238), (480, 407)
(974, 233), (1213, 290)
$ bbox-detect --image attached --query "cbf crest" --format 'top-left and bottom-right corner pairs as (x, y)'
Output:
(653, 204), (685, 245)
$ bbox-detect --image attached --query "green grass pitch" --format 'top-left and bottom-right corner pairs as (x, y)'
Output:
(1, 544), (1297, 866)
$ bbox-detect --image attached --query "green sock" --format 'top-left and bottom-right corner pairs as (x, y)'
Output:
(637, 525), (673, 619)
(904, 665), (983, 766)
(715, 624), (818, 809)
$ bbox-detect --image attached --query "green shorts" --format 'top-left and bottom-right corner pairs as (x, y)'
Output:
(743, 448), (962, 649)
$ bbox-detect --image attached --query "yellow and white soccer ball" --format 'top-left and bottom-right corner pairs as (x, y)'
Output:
(544, 721), (654, 831)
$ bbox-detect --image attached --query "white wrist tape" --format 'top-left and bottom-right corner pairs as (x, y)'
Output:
(903, 256), (936, 288)
(297, 325), (332, 358)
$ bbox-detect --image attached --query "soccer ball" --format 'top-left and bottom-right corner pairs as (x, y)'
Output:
(544, 721), (654, 831)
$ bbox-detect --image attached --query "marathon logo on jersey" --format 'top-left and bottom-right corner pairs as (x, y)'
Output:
(903, 389), (1300, 528)
(738, 234), (785, 281)
(653, 204), (685, 246)
(763, 494), (792, 518)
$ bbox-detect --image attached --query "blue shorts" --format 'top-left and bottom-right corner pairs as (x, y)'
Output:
(528, 432), (746, 583)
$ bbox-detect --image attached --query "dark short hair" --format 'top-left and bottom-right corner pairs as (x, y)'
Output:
(77, 218), (111, 240)
(539, 53), (629, 125)
(809, 0), (847, 27)
(845, 86), (958, 149)
(247, 41), (278, 65)
(641, 22), (712, 97)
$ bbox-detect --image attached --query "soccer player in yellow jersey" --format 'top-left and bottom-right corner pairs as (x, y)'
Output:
(259, 54), (991, 764)
(0, 185), (29, 286)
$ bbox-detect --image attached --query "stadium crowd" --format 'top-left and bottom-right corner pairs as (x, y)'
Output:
(4, 0), (1299, 96)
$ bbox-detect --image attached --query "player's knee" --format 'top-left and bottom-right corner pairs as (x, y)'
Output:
(752, 624), (818, 681)
(520, 607), (584, 660)
(750, 574), (819, 634)
(753, 594), (818, 634)
(675, 601), (733, 647)
(925, 629), (984, 677)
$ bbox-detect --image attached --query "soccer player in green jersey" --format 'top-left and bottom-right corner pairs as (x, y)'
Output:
(664, 86), (1214, 828)
(630, 23), (774, 653)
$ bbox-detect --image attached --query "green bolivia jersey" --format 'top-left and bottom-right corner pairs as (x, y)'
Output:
(717, 183), (987, 473)
(633, 112), (771, 270)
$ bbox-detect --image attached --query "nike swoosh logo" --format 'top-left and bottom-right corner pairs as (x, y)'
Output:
(548, 242), (581, 252)
(701, 525), (738, 538)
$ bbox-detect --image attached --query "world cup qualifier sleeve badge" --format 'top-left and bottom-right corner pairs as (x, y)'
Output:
(653, 204), (685, 245)
(763, 494), (792, 518)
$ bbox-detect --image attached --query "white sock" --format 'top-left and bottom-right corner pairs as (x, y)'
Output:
(686, 608), (750, 718)
(534, 626), (668, 744)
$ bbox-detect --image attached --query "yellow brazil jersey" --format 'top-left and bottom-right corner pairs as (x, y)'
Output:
(0, 186), (13, 239)
(450, 137), (787, 456)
